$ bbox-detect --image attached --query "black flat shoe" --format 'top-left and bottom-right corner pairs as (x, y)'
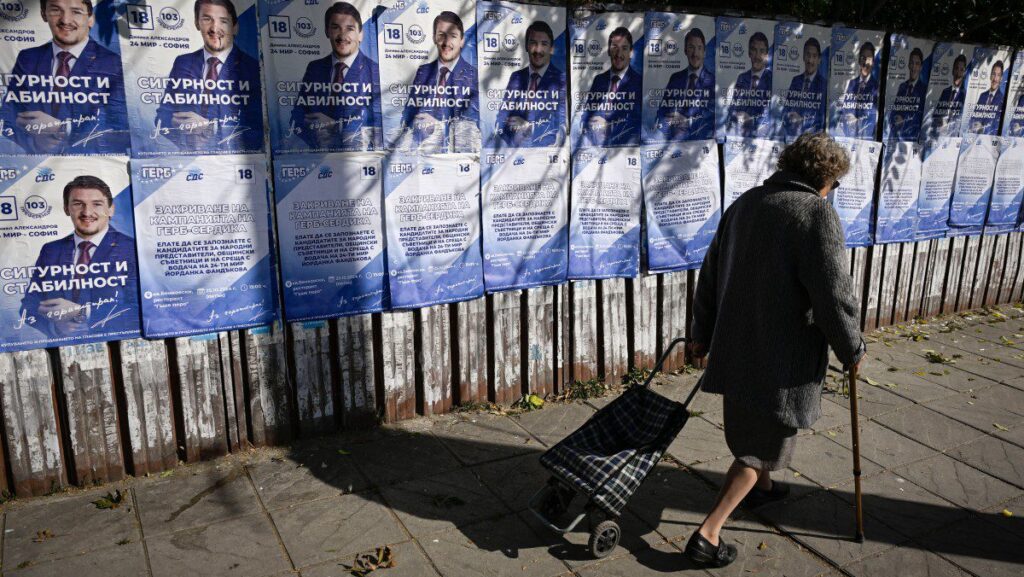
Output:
(684, 531), (738, 568)
(743, 480), (791, 509)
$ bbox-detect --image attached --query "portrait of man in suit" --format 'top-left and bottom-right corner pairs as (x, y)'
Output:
(656, 27), (715, 141)
(969, 60), (1004, 135)
(580, 26), (642, 147)
(782, 37), (827, 139)
(1008, 90), (1024, 137)
(837, 42), (878, 138)
(727, 31), (772, 137)
(155, 0), (264, 152)
(21, 175), (138, 339)
(1, 0), (128, 155)
(494, 20), (566, 148)
(400, 10), (479, 152)
(888, 47), (926, 140)
(931, 53), (967, 138)
(289, 1), (380, 151)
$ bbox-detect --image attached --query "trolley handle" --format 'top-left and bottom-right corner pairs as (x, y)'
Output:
(640, 337), (702, 410)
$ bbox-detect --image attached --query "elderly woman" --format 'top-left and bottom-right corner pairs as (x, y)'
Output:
(684, 133), (865, 567)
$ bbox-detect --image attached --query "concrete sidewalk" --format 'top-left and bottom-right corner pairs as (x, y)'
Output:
(2, 307), (1024, 577)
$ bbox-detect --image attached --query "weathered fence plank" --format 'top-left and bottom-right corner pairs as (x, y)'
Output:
(957, 235), (982, 312)
(0, 350), (66, 496)
(525, 286), (557, 398)
(218, 332), (246, 451)
(455, 298), (488, 405)
(570, 280), (599, 383)
(119, 338), (177, 475)
(337, 315), (377, 428)
(660, 272), (687, 371)
(59, 343), (124, 486)
(877, 244), (900, 328)
(490, 292), (522, 404)
(417, 304), (453, 415)
(861, 247), (882, 330)
(941, 237), (965, 315)
(983, 234), (1006, 307)
(630, 273), (658, 370)
(174, 334), (229, 461)
(925, 239), (949, 317)
(600, 278), (629, 386)
(245, 324), (292, 446)
(1001, 232), (1023, 304)
(380, 311), (416, 421)
(289, 321), (334, 435)
(908, 241), (931, 321)
(849, 248), (868, 327)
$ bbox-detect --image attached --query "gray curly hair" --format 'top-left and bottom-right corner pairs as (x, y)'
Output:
(777, 132), (851, 191)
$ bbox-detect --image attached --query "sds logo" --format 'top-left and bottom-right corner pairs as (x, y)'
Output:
(35, 168), (54, 183)
(186, 168), (204, 182)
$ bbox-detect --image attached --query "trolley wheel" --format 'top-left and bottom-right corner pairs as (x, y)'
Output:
(588, 520), (620, 559)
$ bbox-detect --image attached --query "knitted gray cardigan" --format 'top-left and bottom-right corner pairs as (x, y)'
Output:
(692, 171), (866, 429)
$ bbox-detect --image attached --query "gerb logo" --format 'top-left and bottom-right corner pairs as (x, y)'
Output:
(158, 7), (184, 30)
(513, 156), (525, 166)
(140, 166), (173, 181)
(35, 168), (54, 183)
(485, 154), (505, 164)
(280, 165), (308, 181)
(22, 195), (51, 219)
(483, 10), (500, 21)
(186, 168), (204, 182)
(0, 1), (27, 22)
(719, 21), (733, 33)
(390, 163), (413, 174)
(317, 166), (333, 179)
(0, 168), (16, 181)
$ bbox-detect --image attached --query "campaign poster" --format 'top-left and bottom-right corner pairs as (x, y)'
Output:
(882, 34), (933, 142)
(377, 0), (479, 154)
(481, 147), (568, 291)
(770, 21), (830, 142)
(569, 11), (644, 150)
(568, 146), (641, 279)
(384, 153), (483, 308)
(641, 12), (716, 144)
(714, 16), (775, 141)
(1002, 50), (1024, 137)
(921, 42), (974, 142)
(831, 137), (880, 247)
(949, 133), (999, 228)
(875, 141), (922, 243)
(722, 137), (780, 210)
(260, 0), (382, 154)
(0, 155), (139, 352)
(0, 0), (129, 156)
(962, 45), (1011, 136)
(477, 1), (567, 151)
(989, 137), (1024, 231)
(642, 140), (720, 272)
(272, 152), (385, 322)
(827, 26), (883, 140)
(132, 154), (276, 338)
(916, 136), (961, 239)
(117, 0), (265, 157)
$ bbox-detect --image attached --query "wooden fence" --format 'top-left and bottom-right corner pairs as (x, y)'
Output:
(0, 232), (1022, 497)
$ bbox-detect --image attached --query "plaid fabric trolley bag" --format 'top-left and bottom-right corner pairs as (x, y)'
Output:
(529, 338), (699, 559)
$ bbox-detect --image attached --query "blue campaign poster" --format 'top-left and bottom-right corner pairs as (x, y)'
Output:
(882, 34), (933, 142)
(272, 152), (386, 321)
(641, 12), (716, 144)
(831, 137), (880, 247)
(714, 16), (776, 141)
(132, 154), (277, 337)
(1002, 50), (1024, 138)
(117, 0), (265, 156)
(989, 137), (1024, 232)
(0, 0), (129, 156)
(949, 133), (999, 228)
(722, 137), (781, 210)
(916, 136), (961, 240)
(961, 45), (1012, 137)
(642, 140), (720, 272)
(827, 26), (883, 140)
(0, 155), (139, 353)
(921, 42), (973, 143)
(259, 0), (383, 154)
(481, 147), (568, 291)
(875, 141), (922, 243)
(770, 21), (830, 142)
(383, 153), (483, 308)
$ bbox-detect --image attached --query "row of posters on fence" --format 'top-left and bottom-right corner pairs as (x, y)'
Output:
(1, 1), (1024, 354)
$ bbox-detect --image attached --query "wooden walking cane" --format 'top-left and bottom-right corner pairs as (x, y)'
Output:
(848, 363), (865, 543)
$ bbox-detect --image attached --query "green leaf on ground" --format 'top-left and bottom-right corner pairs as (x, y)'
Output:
(337, 449), (351, 456)
(994, 423), (1010, 432)
(91, 490), (125, 510)
(32, 529), (54, 543)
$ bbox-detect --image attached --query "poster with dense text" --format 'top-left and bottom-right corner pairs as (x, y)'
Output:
(916, 136), (961, 239)
(989, 137), (1024, 232)
(875, 141), (921, 243)
(831, 137), (880, 247)
(949, 133), (999, 228)
(722, 137), (780, 210)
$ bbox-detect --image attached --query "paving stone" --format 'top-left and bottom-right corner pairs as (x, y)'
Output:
(831, 471), (969, 540)
(472, 452), (550, 512)
(846, 365), (961, 404)
(894, 363), (993, 394)
(909, 339), (1024, 387)
(623, 464), (717, 542)
(428, 413), (538, 466)
(842, 544), (971, 577)
(135, 464), (261, 536)
(993, 419), (1024, 448)
(271, 492), (408, 568)
(344, 432), (462, 488)
(893, 453), (1021, 511)
(925, 385), (1024, 434)
(298, 541), (441, 577)
(925, 331), (1024, 370)
(4, 541), (148, 577)
(511, 401), (595, 447)
(564, 542), (688, 577)
(248, 443), (368, 510)
(915, 515), (1024, 577)
(872, 405), (987, 452)
(758, 490), (906, 566)
(666, 415), (730, 465)
(146, 513), (290, 577)
(968, 322), (1024, 350)
(685, 392), (724, 428)
(380, 468), (509, 538)
(788, 433), (882, 489)
(802, 398), (861, 435)
(828, 420), (938, 470)
(701, 513), (833, 577)
(822, 376), (912, 419)
(3, 490), (139, 568)
(945, 435), (1024, 489)
(418, 513), (569, 577)
(981, 494), (1024, 539)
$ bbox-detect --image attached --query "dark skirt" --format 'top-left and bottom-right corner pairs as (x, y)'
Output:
(723, 398), (797, 471)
